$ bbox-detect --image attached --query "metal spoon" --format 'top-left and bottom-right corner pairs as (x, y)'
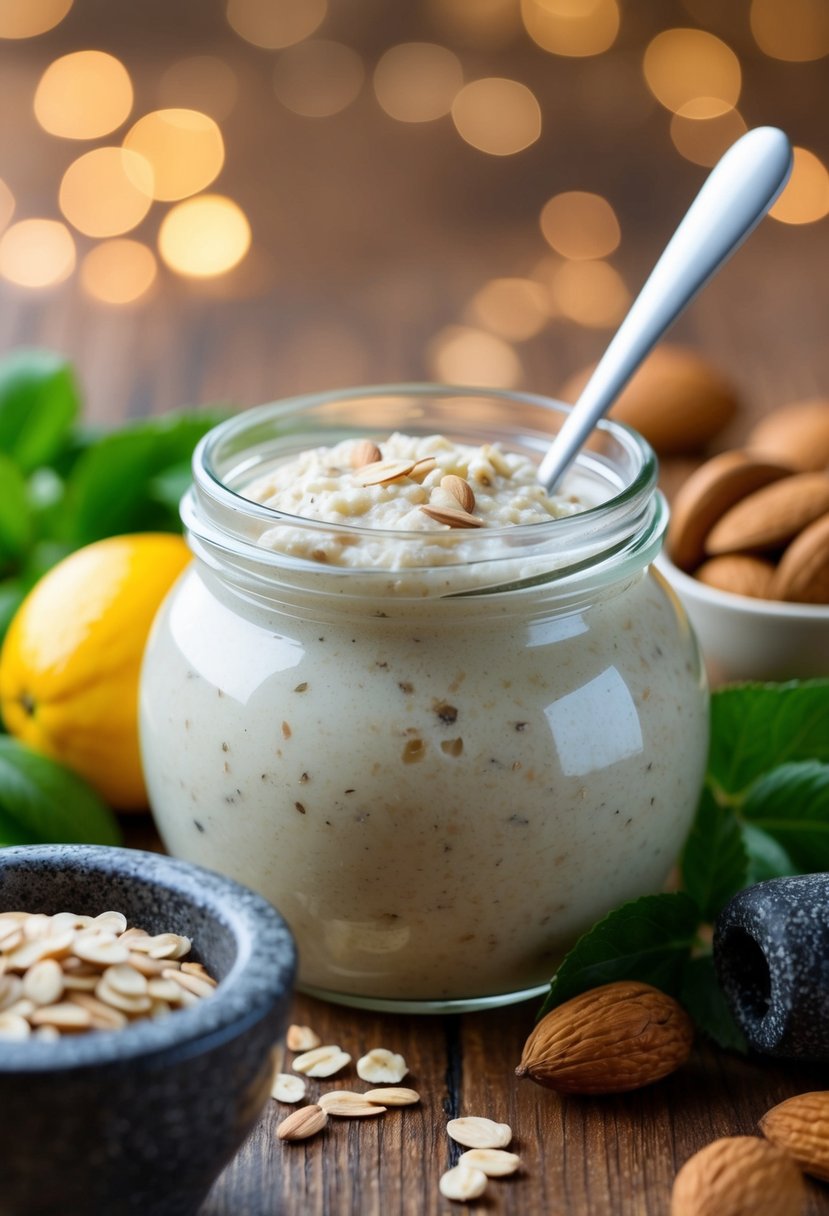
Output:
(537, 127), (793, 493)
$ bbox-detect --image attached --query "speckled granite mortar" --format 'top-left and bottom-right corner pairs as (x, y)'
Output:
(714, 874), (829, 1059)
(0, 844), (296, 1216)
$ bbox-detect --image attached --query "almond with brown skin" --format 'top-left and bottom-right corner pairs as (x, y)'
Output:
(276, 1104), (328, 1141)
(705, 472), (829, 555)
(695, 554), (776, 599)
(350, 439), (382, 469)
(667, 451), (792, 571)
(671, 1136), (806, 1216)
(759, 1091), (829, 1180)
(515, 980), (694, 1095)
(769, 514), (829, 604)
(748, 399), (829, 473)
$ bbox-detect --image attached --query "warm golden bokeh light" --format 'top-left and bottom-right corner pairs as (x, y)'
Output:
(0, 219), (75, 288)
(0, 0), (72, 38)
(373, 43), (463, 123)
(124, 110), (224, 202)
(643, 29), (741, 115)
(521, 0), (620, 58)
(549, 260), (630, 328)
(34, 51), (133, 139)
(540, 191), (620, 260)
(426, 0), (521, 48)
(158, 56), (239, 122)
(670, 103), (747, 167)
(80, 239), (157, 305)
(769, 147), (829, 225)
(59, 148), (153, 238)
(469, 277), (551, 341)
(158, 194), (251, 278)
(750, 0), (829, 61)
(226, 0), (326, 49)
(451, 78), (541, 156)
(0, 178), (15, 235)
(274, 40), (364, 118)
(428, 325), (522, 388)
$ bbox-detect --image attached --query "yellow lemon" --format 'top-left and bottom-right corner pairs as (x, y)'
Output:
(0, 533), (191, 809)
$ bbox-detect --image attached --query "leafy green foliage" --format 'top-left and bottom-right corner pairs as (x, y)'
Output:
(680, 787), (747, 922)
(0, 737), (121, 846)
(0, 350), (80, 472)
(679, 956), (747, 1053)
(742, 761), (829, 871)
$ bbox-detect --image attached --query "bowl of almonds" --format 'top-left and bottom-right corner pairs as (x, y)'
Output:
(0, 844), (296, 1216)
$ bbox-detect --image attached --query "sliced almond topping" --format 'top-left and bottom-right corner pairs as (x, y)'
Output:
(276, 1104), (328, 1142)
(92, 911), (128, 935)
(409, 457), (439, 481)
(94, 979), (152, 1015)
(439, 1165), (488, 1202)
(22, 958), (64, 1007)
(317, 1091), (386, 1116)
(126, 951), (172, 977)
(286, 1023), (321, 1052)
(146, 978), (184, 1003)
(447, 1116), (513, 1149)
(271, 1073), (307, 1104)
(356, 1047), (409, 1084)
(104, 964), (148, 998)
(353, 459), (417, 486)
(363, 1086), (420, 1107)
(144, 933), (192, 960)
(420, 505), (486, 529)
(73, 932), (130, 967)
(291, 1044), (352, 1078)
(30, 1001), (93, 1031)
(441, 474), (476, 513)
(351, 439), (383, 468)
(0, 1013), (31, 1040)
(458, 1148), (522, 1177)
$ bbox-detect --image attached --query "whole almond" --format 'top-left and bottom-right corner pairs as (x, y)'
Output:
(671, 1136), (806, 1216)
(562, 344), (739, 456)
(440, 475), (476, 513)
(667, 451), (792, 572)
(516, 981), (694, 1095)
(695, 555), (776, 600)
(759, 1091), (829, 1180)
(350, 439), (383, 469)
(705, 472), (829, 555)
(769, 514), (829, 604)
(276, 1104), (328, 1142)
(748, 400), (829, 473)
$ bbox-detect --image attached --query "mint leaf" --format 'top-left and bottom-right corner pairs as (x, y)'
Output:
(680, 955), (747, 1053)
(0, 350), (79, 472)
(681, 787), (747, 921)
(708, 680), (829, 797)
(741, 822), (799, 884)
(742, 761), (829, 872)
(63, 410), (229, 544)
(0, 453), (30, 568)
(537, 892), (700, 1018)
(0, 737), (120, 846)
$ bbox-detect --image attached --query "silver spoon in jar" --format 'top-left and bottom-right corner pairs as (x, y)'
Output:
(537, 127), (793, 493)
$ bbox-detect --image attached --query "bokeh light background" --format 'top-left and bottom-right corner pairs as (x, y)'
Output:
(0, 0), (826, 422)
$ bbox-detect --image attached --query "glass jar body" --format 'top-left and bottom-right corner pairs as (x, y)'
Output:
(139, 387), (708, 1012)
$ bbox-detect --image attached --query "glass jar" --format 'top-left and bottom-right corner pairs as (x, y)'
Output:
(139, 386), (708, 1013)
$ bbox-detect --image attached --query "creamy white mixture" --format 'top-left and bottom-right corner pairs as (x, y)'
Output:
(140, 432), (708, 1006)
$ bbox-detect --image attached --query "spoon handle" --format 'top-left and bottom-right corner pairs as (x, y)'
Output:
(537, 126), (793, 492)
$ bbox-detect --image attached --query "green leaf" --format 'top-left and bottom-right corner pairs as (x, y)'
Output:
(63, 410), (229, 544)
(741, 761), (829, 872)
(680, 787), (748, 921)
(0, 453), (30, 566)
(708, 680), (829, 797)
(0, 737), (120, 846)
(0, 349), (80, 472)
(680, 955), (748, 1053)
(741, 822), (799, 885)
(537, 892), (700, 1019)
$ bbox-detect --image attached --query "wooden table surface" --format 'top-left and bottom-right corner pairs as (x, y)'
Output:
(3, 1), (829, 1211)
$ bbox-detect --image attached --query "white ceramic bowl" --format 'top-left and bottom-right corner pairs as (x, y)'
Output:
(656, 553), (829, 684)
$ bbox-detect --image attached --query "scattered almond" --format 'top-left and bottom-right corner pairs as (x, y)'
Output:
(276, 1104), (328, 1142)
(271, 1073), (307, 1104)
(458, 1148), (522, 1177)
(286, 1023), (321, 1052)
(516, 981), (694, 1095)
(447, 1116), (512, 1149)
(291, 1044), (352, 1078)
(769, 513), (829, 604)
(705, 472), (829, 555)
(695, 555), (776, 599)
(363, 1086), (420, 1106)
(438, 1164), (488, 1202)
(671, 1136), (806, 1216)
(747, 399), (829, 473)
(759, 1091), (829, 1181)
(419, 504), (486, 528)
(317, 1091), (386, 1117)
(440, 474), (476, 513)
(350, 439), (383, 468)
(356, 1047), (408, 1084)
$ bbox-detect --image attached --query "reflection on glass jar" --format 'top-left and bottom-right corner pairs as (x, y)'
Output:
(139, 386), (708, 1012)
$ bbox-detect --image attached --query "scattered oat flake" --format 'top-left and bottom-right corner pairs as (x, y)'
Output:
(271, 1073), (307, 1104)
(286, 1023), (321, 1052)
(356, 1047), (408, 1084)
(291, 1045), (352, 1078)
(447, 1116), (512, 1149)
(439, 1165), (488, 1202)
(458, 1148), (522, 1177)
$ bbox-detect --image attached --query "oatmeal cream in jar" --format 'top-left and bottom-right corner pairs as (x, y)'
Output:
(140, 386), (708, 1013)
